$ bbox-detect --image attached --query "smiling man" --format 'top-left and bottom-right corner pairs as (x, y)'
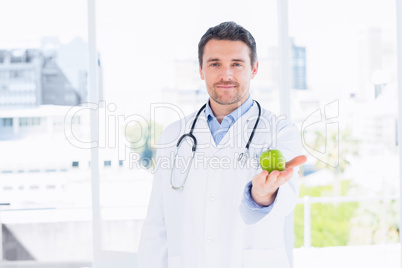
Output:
(138, 21), (306, 268)
(199, 23), (259, 121)
(200, 39), (258, 119)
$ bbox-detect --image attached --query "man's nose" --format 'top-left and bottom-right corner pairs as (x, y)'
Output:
(220, 66), (233, 80)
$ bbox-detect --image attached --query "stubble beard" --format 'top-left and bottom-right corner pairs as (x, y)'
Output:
(209, 82), (248, 105)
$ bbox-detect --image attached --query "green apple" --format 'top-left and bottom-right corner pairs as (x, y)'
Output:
(259, 149), (286, 172)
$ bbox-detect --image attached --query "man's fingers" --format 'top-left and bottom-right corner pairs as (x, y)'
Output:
(253, 170), (268, 185)
(260, 170), (268, 178)
(266, 170), (280, 187)
(253, 160), (300, 194)
(279, 167), (293, 179)
(254, 165), (296, 189)
(285, 155), (307, 169)
(276, 167), (293, 185)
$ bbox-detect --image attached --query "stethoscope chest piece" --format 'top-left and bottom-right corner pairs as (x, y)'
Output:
(238, 149), (260, 169)
(238, 149), (249, 168)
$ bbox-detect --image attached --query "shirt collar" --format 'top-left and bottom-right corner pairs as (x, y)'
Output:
(205, 95), (253, 123)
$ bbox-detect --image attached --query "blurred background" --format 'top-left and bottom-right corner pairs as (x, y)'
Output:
(0, 0), (400, 267)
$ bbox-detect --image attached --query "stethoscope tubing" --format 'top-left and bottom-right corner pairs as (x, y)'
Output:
(170, 100), (261, 189)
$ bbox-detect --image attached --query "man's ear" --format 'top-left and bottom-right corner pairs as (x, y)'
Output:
(251, 61), (259, 79)
(199, 65), (205, 80)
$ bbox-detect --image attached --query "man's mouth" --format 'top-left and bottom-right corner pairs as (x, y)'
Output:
(215, 82), (238, 89)
(217, 85), (236, 89)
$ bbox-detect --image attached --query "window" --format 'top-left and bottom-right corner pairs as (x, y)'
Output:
(0, 50), (5, 63)
(289, 0), (398, 266)
(18, 117), (41, 126)
(19, 117), (27, 126)
(2, 118), (13, 127)
(32, 117), (41, 126)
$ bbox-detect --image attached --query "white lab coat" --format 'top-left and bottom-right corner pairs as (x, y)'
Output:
(138, 103), (302, 268)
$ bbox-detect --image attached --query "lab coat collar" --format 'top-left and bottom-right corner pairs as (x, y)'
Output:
(191, 101), (260, 154)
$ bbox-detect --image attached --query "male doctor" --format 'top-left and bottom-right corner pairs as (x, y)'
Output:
(138, 21), (307, 268)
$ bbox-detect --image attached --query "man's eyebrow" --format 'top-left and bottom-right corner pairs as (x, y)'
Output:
(206, 58), (220, 62)
(206, 58), (246, 62)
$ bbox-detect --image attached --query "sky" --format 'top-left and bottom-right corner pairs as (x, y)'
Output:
(0, 0), (397, 114)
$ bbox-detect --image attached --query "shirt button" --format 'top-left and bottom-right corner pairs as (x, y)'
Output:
(210, 194), (216, 201)
(208, 236), (215, 242)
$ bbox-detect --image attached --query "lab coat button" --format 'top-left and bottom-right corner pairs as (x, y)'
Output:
(210, 194), (216, 201)
(207, 236), (215, 242)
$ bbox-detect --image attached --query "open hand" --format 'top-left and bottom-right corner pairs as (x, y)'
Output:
(251, 155), (307, 207)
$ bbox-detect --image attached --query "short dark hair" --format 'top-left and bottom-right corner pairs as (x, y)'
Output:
(198, 21), (257, 68)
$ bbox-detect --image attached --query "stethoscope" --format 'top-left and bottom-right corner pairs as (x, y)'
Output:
(170, 100), (261, 190)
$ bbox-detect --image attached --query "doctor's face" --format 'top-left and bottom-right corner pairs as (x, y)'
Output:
(199, 39), (258, 106)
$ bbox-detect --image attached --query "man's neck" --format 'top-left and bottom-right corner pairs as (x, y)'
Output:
(209, 95), (249, 123)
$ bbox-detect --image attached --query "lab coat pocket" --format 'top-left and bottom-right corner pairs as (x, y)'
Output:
(242, 247), (290, 268)
(168, 256), (181, 268)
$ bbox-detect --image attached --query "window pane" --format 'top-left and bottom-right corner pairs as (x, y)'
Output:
(0, 0), (92, 266)
(289, 0), (399, 266)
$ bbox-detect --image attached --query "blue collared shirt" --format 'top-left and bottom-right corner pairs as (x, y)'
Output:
(205, 95), (254, 146)
(204, 95), (274, 219)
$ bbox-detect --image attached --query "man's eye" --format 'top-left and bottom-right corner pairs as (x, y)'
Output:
(210, 63), (219, 67)
(233, 63), (242, 67)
